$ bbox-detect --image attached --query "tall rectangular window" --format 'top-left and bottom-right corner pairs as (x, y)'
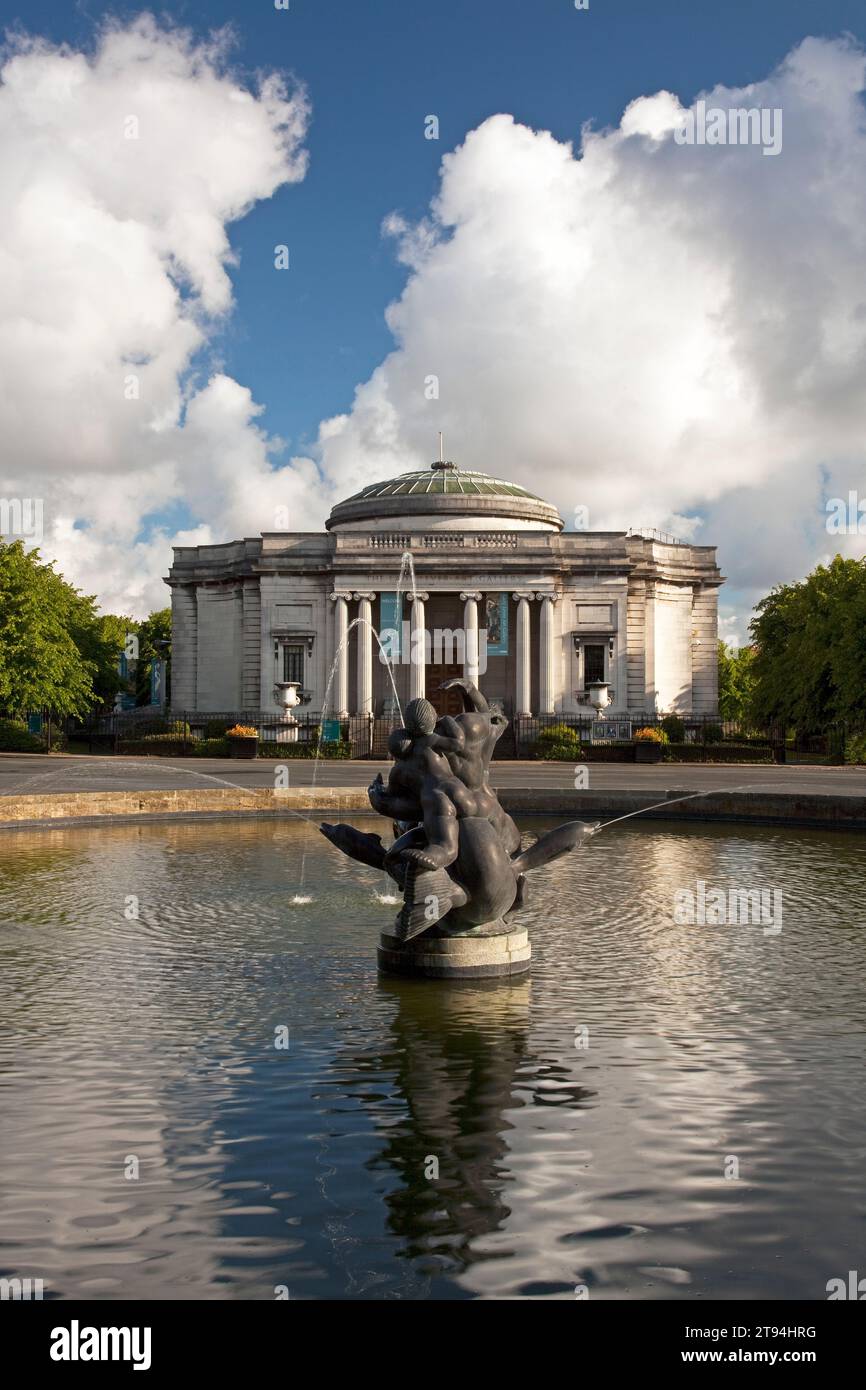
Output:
(282, 643), (304, 684)
(583, 643), (605, 685)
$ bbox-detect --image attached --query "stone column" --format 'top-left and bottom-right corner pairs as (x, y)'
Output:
(408, 591), (429, 702)
(353, 592), (376, 717)
(169, 584), (198, 712)
(537, 592), (558, 715)
(241, 581), (261, 711)
(329, 591), (352, 719)
(512, 592), (534, 716)
(461, 590), (483, 688)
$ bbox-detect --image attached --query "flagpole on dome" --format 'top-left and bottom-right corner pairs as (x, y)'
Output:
(433, 431), (456, 472)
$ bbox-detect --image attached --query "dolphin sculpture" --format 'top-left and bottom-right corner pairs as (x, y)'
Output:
(321, 680), (597, 942)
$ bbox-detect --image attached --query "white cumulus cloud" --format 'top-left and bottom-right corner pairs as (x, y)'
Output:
(0, 14), (311, 614)
(312, 34), (866, 637)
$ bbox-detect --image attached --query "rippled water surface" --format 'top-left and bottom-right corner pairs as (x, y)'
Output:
(1, 816), (865, 1301)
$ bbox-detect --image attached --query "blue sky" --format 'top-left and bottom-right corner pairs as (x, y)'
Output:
(2, 0), (865, 627)
(8, 0), (865, 456)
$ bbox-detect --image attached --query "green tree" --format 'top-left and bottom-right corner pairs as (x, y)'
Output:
(717, 641), (756, 723)
(0, 540), (97, 717)
(748, 556), (866, 732)
(135, 607), (171, 705)
(71, 609), (135, 708)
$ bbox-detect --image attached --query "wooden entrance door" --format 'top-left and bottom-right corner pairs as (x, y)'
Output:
(426, 663), (463, 717)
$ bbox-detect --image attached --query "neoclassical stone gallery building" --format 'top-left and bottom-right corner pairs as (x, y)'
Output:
(167, 459), (722, 721)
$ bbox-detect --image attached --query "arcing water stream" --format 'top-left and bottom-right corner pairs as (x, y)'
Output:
(293, 552), (415, 895)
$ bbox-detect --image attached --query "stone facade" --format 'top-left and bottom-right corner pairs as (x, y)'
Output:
(166, 464), (723, 718)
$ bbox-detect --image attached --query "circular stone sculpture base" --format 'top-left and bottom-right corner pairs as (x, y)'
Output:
(378, 926), (531, 979)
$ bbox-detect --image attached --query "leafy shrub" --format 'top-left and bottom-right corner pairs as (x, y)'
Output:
(226, 724), (258, 739)
(317, 741), (353, 759)
(845, 733), (866, 766)
(131, 716), (180, 735)
(192, 737), (229, 757)
(634, 726), (668, 744)
(660, 715), (685, 743)
(0, 717), (44, 752)
(117, 739), (188, 756)
(127, 731), (190, 743)
(536, 722), (582, 743)
(538, 742), (582, 761)
(667, 744), (773, 764)
(204, 719), (231, 739)
(702, 723), (724, 743)
(257, 739), (353, 759)
(533, 724), (583, 760)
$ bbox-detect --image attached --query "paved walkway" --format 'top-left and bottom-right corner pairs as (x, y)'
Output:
(2, 753), (865, 798)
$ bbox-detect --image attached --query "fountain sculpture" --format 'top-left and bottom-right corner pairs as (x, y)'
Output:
(321, 680), (596, 977)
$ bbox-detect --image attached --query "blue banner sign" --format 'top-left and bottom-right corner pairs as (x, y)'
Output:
(150, 660), (166, 707)
(378, 592), (403, 662)
(484, 593), (508, 656)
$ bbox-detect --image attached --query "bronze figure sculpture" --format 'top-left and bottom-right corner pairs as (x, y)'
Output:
(321, 681), (596, 977)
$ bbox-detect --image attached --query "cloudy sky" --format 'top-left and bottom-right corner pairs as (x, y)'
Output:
(1, 0), (865, 643)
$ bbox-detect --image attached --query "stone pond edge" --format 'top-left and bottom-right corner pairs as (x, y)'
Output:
(1, 786), (865, 831)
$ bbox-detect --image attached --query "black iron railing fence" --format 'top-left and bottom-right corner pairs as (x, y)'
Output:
(63, 707), (852, 763)
(68, 709), (392, 758)
(507, 714), (779, 761)
(514, 712), (754, 742)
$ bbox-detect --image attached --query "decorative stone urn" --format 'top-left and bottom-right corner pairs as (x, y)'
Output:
(274, 681), (302, 742)
(587, 680), (612, 717)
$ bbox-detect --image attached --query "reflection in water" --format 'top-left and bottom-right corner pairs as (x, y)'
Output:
(0, 817), (864, 1300)
(366, 979), (531, 1264)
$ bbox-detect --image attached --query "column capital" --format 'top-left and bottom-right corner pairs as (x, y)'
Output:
(535, 591), (558, 603)
(329, 590), (352, 603)
(352, 591), (377, 602)
(512, 591), (535, 602)
(407, 590), (429, 603)
(460, 590), (483, 602)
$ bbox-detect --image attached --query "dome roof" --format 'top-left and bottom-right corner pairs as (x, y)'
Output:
(344, 468), (541, 501)
(326, 461), (563, 532)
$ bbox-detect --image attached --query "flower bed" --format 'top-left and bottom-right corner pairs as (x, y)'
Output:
(634, 726), (667, 762)
(226, 725), (258, 759)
